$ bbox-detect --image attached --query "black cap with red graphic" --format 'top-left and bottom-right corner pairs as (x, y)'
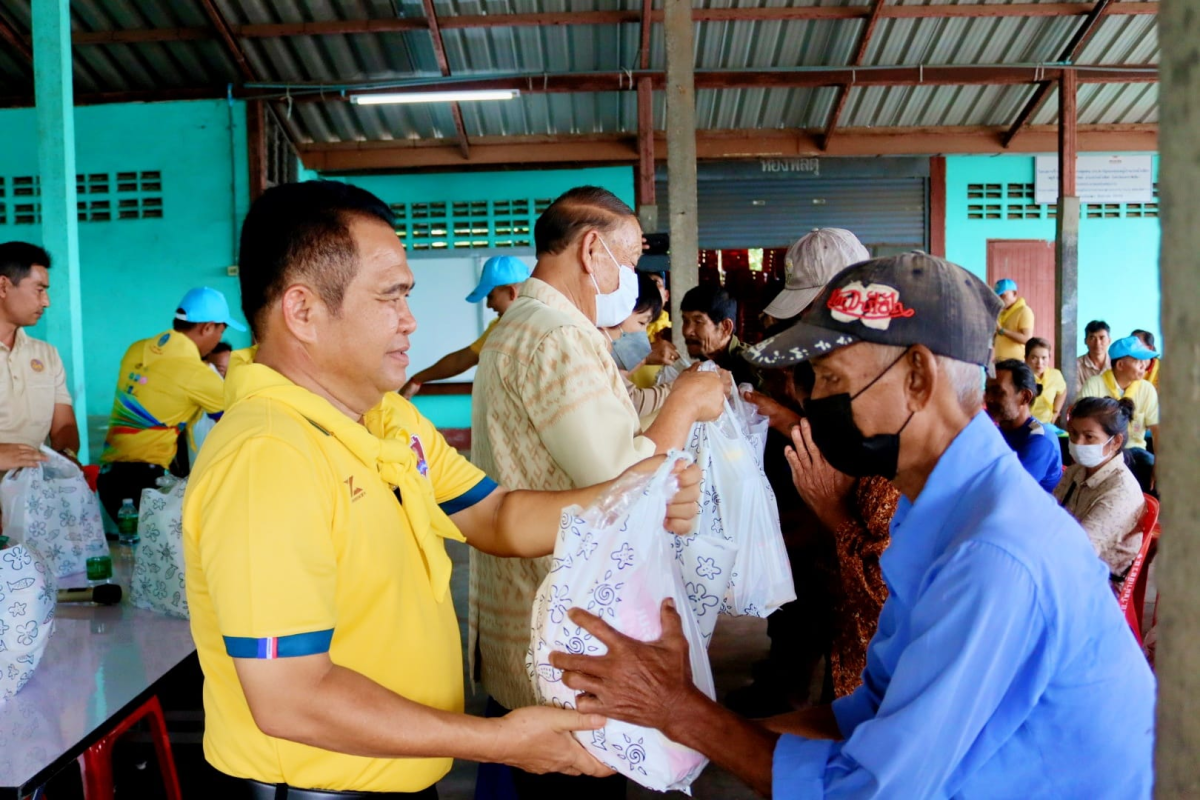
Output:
(742, 252), (1003, 368)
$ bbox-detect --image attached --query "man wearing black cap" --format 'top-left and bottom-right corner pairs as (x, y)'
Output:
(550, 253), (1155, 797)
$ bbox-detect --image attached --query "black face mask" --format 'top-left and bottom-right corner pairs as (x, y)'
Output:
(802, 349), (915, 479)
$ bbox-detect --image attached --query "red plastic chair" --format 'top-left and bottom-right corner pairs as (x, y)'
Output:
(76, 695), (181, 800)
(1118, 495), (1160, 646)
(81, 464), (100, 493)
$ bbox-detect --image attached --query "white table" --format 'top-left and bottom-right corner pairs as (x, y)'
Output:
(0, 547), (196, 798)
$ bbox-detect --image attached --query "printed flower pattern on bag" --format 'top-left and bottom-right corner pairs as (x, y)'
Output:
(586, 570), (624, 619)
(611, 734), (649, 777)
(548, 585), (572, 624)
(0, 545), (54, 701)
(685, 582), (719, 617)
(610, 543), (635, 571)
(130, 480), (190, 619)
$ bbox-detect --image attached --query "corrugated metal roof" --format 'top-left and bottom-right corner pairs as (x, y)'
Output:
(0, 0), (1158, 144)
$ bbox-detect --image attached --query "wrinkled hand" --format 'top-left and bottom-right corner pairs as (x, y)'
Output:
(670, 368), (726, 422)
(620, 457), (702, 535)
(0, 444), (48, 471)
(645, 338), (680, 367)
(494, 705), (613, 777)
(742, 390), (802, 437)
(399, 381), (421, 399)
(784, 419), (856, 532)
(551, 600), (699, 735)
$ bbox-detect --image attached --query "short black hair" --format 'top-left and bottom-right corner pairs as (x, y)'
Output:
(1131, 329), (1156, 350)
(633, 272), (663, 320)
(994, 358), (1041, 401)
(681, 285), (737, 326)
(1025, 337), (1052, 357)
(534, 186), (635, 257)
(238, 180), (395, 337)
(173, 308), (198, 333)
(209, 341), (233, 355)
(0, 242), (51, 284)
(1071, 396), (1135, 443)
(1084, 320), (1110, 337)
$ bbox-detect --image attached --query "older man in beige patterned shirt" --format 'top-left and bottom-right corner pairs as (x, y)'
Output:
(470, 186), (725, 797)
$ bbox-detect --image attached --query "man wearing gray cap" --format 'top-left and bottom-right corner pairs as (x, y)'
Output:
(761, 228), (870, 326)
(550, 253), (1155, 798)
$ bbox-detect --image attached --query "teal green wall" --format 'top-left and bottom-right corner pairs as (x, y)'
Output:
(945, 155), (1161, 355)
(1, 99), (253, 459)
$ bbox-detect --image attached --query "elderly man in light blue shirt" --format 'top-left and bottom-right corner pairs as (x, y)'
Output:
(551, 253), (1155, 798)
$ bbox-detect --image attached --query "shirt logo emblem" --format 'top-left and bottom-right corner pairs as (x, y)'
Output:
(827, 281), (915, 331)
(157, 333), (171, 346)
(410, 434), (429, 477)
(344, 476), (366, 502)
(29, 359), (44, 373)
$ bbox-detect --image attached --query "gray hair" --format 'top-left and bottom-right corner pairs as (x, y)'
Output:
(871, 344), (983, 415)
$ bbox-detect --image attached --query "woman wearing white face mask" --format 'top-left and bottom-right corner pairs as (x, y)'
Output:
(1054, 397), (1146, 581)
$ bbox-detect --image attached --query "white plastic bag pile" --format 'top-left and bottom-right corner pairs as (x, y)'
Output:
(0, 544), (55, 702)
(683, 364), (795, 618)
(131, 477), (189, 619)
(0, 447), (110, 578)
(528, 454), (714, 794)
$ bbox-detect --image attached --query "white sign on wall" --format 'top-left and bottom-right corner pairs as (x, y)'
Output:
(1034, 155), (1154, 205)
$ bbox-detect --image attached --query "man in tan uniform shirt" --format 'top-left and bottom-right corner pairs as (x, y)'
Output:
(470, 186), (726, 797)
(0, 242), (78, 470)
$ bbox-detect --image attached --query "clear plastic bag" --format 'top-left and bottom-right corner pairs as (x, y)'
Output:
(528, 453), (713, 794)
(686, 370), (796, 617)
(0, 544), (55, 702)
(734, 382), (771, 463)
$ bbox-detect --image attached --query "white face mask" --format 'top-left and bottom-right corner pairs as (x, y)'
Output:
(591, 237), (639, 328)
(1069, 436), (1114, 468)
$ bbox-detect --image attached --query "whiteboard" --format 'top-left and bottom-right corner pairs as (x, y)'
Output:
(406, 253), (535, 383)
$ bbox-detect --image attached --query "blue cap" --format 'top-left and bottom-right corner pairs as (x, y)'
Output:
(175, 287), (247, 332)
(466, 256), (532, 303)
(1109, 335), (1159, 362)
(994, 279), (1017, 295)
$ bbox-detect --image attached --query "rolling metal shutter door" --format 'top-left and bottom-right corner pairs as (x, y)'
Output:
(655, 176), (927, 252)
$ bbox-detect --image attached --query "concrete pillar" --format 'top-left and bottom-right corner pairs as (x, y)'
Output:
(33, 0), (88, 459)
(1054, 69), (1079, 398)
(663, 0), (698, 348)
(1154, 0), (1200, 792)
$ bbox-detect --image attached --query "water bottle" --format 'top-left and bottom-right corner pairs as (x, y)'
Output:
(117, 499), (139, 545)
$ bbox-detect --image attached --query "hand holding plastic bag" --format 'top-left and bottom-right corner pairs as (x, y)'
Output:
(528, 454), (714, 793)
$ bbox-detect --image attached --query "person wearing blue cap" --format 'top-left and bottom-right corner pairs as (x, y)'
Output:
(400, 255), (530, 399)
(97, 286), (246, 521)
(1078, 334), (1160, 491)
(992, 278), (1034, 361)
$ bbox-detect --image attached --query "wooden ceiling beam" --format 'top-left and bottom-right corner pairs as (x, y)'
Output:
(1003, 0), (1119, 147)
(297, 124), (1158, 171)
(66, 2), (1156, 46)
(420, 0), (470, 160)
(823, 0), (889, 150)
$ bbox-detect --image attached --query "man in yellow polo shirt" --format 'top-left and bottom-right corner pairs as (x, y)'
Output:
(993, 278), (1034, 362)
(184, 180), (701, 798)
(399, 255), (530, 398)
(1079, 335), (1160, 492)
(97, 287), (242, 521)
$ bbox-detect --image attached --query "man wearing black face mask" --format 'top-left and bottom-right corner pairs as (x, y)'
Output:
(549, 253), (1155, 799)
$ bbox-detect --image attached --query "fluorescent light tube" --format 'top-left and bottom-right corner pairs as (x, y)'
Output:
(350, 89), (520, 105)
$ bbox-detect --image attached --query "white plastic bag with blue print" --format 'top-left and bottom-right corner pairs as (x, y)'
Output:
(685, 371), (795, 618)
(528, 454), (715, 794)
(0, 447), (109, 579)
(130, 477), (189, 619)
(0, 544), (55, 703)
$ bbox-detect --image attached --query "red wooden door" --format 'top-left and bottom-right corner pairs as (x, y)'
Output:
(986, 239), (1057, 357)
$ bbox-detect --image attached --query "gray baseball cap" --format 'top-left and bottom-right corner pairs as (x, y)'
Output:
(763, 228), (871, 320)
(743, 252), (1003, 368)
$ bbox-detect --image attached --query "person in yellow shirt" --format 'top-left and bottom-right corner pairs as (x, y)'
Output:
(1024, 337), (1066, 428)
(185, 180), (702, 797)
(96, 286), (242, 521)
(629, 271), (677, 389)
(993, 278), (1034, 362)
(400, 255), (530, 398)
(1131, 329), (1160, 388)
(1078, 335), (1160, 492)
